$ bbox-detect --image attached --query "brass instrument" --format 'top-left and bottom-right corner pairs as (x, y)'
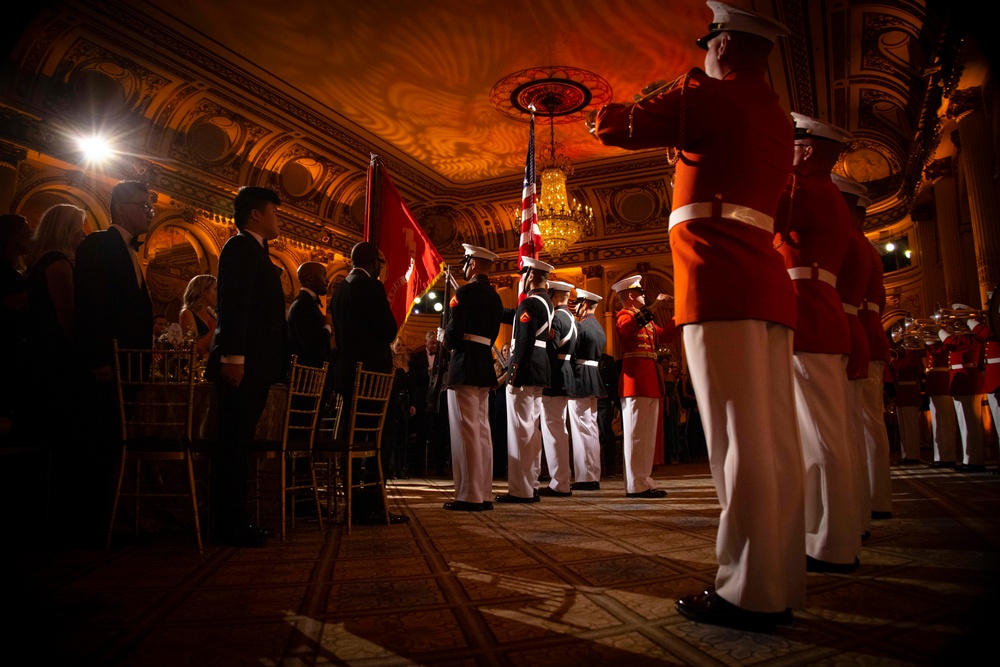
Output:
(932, 306), (982, 333)
(899, 317), (940, 349)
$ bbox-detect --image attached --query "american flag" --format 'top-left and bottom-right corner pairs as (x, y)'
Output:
(518, 114), (541, 299)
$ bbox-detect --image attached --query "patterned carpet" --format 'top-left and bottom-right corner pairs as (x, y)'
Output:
(6, 463), (999, 666)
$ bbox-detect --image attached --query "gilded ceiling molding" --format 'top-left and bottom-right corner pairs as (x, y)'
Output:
(583, 265), (604, 278)
(0, 140), (27, 169)
(777, 0), (815, 118)
(490, 276), (515, 289)
(945, 86), (982, 121)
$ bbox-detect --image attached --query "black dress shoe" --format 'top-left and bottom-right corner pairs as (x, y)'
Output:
(956, 464), (986, 472)
(675, 590), (791, 632)
(806, 555), (859, 573)
(482, 501), (494, 510)
(537, 486), (572, 497)
(494, 493), (539, 504)
(443, 501), (484, 512)
(871, 511), (892, 520)
(929, 461), (956, 468)
(570, 481), (600, 491)
(626, 488), (668, 499)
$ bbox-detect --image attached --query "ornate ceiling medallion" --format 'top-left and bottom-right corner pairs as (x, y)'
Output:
(489, 66), (612, 124)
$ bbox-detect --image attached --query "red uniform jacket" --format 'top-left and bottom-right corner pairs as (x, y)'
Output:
(837, 228), (871, 380)
(615, 307), (676, 399)
(773, 171), (851, 355)
(940, 331), (983, 396)
(595, 68), (796, 328)
(971, 321), (1000, 393)
(860, 242), (890, 364)
(924, 342), (951, 396)
(891, 349), (926, 407)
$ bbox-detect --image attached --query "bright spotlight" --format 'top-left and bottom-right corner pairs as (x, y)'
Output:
(885, 242), (895, 252)
(413, 296), (422, 304)
(904, 250), (911, 259)
(78, 135), (115, 162)
(428, 292), (437, 300)
(434, 302), (443, 312)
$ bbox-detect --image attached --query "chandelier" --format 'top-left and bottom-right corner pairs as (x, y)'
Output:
(490, 66), (608, 256)
(537, 116), (593, 255)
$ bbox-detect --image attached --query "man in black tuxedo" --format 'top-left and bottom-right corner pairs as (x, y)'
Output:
(329, 241), (405, 523)
(287, 261), (331, 369)
(74, 180), (155, 544)
(409, 329), (449, 474)
(206, 186), (288, 548)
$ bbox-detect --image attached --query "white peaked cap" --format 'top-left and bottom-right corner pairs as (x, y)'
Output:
(831, 173), (871, 208)
(697, 1), (790, 49)
(548, 280), (574, 292)
(612, 274), (643, 293)
(462, 244), (498, 261)
(792, 112), (853, 144)
(576, 288), (603, 302)
(521, 256), (554, 273)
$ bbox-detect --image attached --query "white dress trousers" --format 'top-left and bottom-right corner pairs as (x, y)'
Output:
(684, 321), (806, 613)
(953, 394), (984, 466)
(505, 385), (544, 498)
(929, 394), (958, 463)
(447, 386), (493, 504)
(621, 396), (659, 494)
(863, 361), (892, 513)
(793, 352), (861, 564)
(569, 397), (601, 483)
(540, 396), (573, 492)
(896, 405), (921, 461)
(848, 379), (871, 531)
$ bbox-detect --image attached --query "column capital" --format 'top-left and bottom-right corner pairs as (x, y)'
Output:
(582, 265), (604, 278)
(924, 157), (954, 182)
(490, 275), (514, 289)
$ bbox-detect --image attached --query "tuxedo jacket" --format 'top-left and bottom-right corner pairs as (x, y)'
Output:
(206, 232), (288, 387)
(329, 268), (398, 395)
(287, 289), (331, 368)
(74, 226), (153, 369)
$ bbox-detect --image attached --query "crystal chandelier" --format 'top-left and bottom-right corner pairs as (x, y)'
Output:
(537, 115), (593, 255)
(489, 66), (609, 257)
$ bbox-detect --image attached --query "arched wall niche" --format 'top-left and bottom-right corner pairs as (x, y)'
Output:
(14, 177), (110, 233)
(144, 219), (217, 321)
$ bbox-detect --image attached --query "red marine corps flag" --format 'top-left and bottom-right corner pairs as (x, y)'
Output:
(364, 154), (445, 327)
(517, 114), (542, 301)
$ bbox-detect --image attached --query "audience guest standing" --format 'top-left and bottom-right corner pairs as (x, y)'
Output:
(287, 261), (332, 368)
(0, 214), (30, 441)
(74, 181), (155, 545)
(594, 2), (804, 629)
(388, 338), (414, 479)
(206, 186), (288, 548)
(328, 241), (406, 523)
(178, 274), (218, 359)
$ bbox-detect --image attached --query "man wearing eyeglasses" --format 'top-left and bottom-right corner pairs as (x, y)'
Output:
(74, 179), (155, 546)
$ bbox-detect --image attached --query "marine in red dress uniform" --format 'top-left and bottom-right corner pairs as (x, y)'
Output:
(890, 341), (927, 464)
(968, 315), (1000, 464)
(612, 275), (675, 498)
(775, 115), (858, 572)
(924, 337), (958, 467)
(593, 1), (804, 630)
(938, 308), (986, 471)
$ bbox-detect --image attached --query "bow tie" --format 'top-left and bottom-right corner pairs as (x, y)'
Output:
(129, 236), (143, 251)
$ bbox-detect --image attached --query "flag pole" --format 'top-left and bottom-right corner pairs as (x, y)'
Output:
(365, 153), (383, 244)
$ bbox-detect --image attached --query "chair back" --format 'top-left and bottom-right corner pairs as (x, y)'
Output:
(282, 356), (329, 452)
(346, 361), (394, 447)
(112, 341), (198, 446)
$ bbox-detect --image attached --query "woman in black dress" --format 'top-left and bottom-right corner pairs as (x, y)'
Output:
(178, 274), (218, 358)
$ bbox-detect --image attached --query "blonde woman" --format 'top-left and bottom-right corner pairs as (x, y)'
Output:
(178, 274), (217, 357)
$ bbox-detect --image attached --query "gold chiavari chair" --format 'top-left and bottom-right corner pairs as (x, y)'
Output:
(250, 356), (327, 541)
(314, 362), (394, 532)
(106, 341), (202, 553)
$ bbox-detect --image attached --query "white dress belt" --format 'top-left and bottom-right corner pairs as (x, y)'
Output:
(950, 363), (975, 370)
(534, 340), (547, 348)
(787, 266), (837, 288)
(669, 201), (774, 233)
(576, 359), (599, 367)
(988, 358), (1000, 364)
(865, 302), (880, 312)
(462, 333), (490, 345)
(843, 303), (859, 316)
(557, 354), (571, 360)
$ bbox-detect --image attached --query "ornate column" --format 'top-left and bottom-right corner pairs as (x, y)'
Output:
(0, 141), (26, 214)
(949, 86), (1000, 307)
(927, 155), (968, 308)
